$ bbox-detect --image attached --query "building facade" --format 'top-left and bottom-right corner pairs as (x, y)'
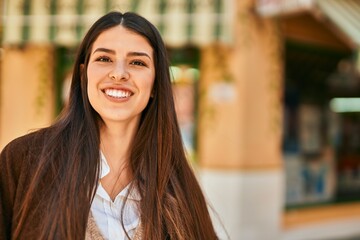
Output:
(1, 0), (360, 239)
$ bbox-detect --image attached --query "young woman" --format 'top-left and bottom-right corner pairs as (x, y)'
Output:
(0, 12), (218, 239)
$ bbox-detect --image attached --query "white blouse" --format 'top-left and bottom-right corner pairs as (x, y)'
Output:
(90, 152), (141, 240)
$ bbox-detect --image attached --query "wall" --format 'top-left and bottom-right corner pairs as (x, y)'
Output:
(197, 0), (284, 239)
(0, 45), (55, 149)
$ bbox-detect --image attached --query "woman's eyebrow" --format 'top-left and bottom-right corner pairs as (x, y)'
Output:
(92, 47), (115, 55)
(128, 51), (152, 60)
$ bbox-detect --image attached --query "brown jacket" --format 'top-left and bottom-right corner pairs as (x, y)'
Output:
(0, 130), (141, 239)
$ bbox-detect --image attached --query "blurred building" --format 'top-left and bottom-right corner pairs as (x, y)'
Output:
(1, 0), (360, 239)
(256, 0), (360, 239)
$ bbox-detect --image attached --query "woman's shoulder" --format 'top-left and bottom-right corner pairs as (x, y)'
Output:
(2, 129), (49, 153)
(0, 128), (52, 168)
(0, 129), (51, 205)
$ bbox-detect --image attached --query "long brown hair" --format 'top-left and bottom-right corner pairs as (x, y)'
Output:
(14, 12), (217, 239)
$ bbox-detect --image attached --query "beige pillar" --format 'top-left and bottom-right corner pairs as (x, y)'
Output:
(0, 45), (55, 149)
(198, 1), (283, 170)
(198, 1), (284, 239)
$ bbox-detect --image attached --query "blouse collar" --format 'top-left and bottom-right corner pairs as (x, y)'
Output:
(99, 151), (141, 201)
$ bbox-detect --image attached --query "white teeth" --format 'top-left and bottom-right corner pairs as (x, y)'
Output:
(105, 89), (131, 98)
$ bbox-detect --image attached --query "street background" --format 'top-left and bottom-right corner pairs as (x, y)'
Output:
(1, 0), (360, 239)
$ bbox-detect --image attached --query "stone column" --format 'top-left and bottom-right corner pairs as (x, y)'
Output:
(0, 45), (55, 148)
(198, 1), (284, 239)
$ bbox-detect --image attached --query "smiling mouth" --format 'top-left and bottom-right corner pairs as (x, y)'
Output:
(103, 89), (133, 99)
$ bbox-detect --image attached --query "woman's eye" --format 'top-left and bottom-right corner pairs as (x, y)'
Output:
(131, 60), (146, 66)
(96, 56), (111, 62)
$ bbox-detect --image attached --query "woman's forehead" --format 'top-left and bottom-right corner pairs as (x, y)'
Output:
(90, 26), (153, 56)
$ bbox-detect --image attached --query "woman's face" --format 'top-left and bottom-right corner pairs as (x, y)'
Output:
(87, 25), (155, 125)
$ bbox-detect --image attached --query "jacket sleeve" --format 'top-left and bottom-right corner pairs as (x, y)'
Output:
(0, 143), (20, 240)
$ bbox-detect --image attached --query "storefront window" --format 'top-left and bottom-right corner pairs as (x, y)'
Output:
(283, 42), (360, 208)
(168, 47), (200, 160)
(54, 47), (76, 113)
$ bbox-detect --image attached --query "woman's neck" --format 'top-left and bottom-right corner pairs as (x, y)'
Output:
(100, 119), (137, 168)
(99, 120), (138, 200)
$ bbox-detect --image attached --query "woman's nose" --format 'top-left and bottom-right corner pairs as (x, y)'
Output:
(108, 63), (130, 81)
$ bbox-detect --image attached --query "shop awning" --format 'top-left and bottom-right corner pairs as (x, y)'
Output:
(315, 0), (360, 48)
(256, 0), (360, 49)
(2, 0), (234, 47)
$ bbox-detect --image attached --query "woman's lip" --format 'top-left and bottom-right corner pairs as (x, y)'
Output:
(102, 88), (134, 100)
